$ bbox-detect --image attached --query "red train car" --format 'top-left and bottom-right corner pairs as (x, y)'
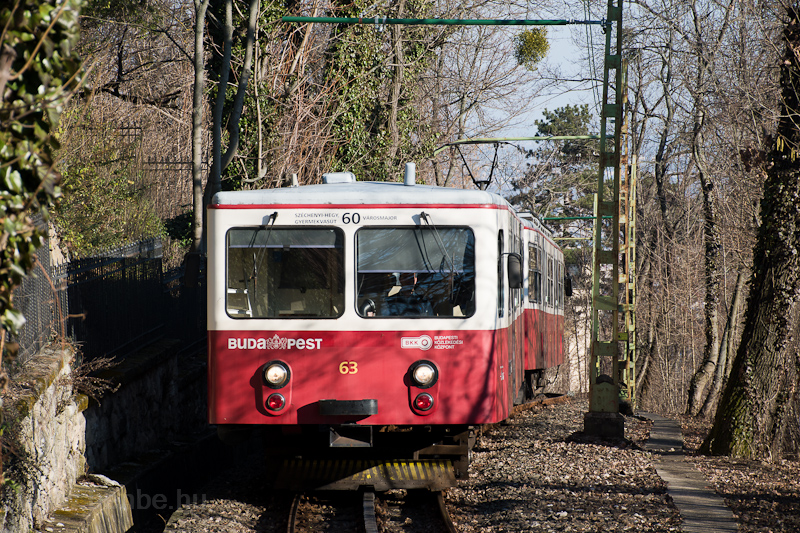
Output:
(206, 170), (567, 489)
(521, 215), (568, 392)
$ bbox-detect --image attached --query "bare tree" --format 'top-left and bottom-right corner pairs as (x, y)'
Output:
(702, 4), (800, 460)
(191, 0), (210, 252)
(683, 0), (734, 417)
(619, 0), (777, 413)
(58, 0), (199, 263)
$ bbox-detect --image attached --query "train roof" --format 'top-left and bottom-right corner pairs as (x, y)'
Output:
(518, 212), (555, 239)
(212, 180), (508, 208)
(212, 179), (555, 241)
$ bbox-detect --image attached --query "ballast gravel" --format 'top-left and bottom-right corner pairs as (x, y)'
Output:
(446, 400), (681, 532)
(160, 399), (683, 532)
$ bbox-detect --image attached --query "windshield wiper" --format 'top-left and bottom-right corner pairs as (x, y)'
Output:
(420, 211), (456, 300)
(243, 212), (278, 314)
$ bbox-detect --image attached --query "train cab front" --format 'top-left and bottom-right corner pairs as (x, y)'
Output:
(206, 183), (516, 490)
(209, 326), (479, 451)
(210, 323), (477, 490)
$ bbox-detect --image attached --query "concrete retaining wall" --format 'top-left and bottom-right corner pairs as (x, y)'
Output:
(84, 338), (207, 472)
(1, 347), (89, 532)
(1, 338), (207, 532)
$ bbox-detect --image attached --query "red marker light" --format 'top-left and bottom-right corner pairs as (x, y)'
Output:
(266, 393), (286, 411)
(414, 393), (434, 411)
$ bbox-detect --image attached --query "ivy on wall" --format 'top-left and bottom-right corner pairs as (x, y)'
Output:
(207, 0), (439, 189)
(0, 0), (83, 336)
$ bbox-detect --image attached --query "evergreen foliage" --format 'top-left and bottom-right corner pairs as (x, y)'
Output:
(0, 0), (83, 334)
(54, 112), (165, 255)
(323, 0), (437, 181)
(513, 28), (549, 71)
(207, 0), (439, 188)
(508, 104), (598, 220)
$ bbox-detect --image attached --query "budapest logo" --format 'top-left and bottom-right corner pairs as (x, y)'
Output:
(228, 334), (322, 350)
(266, 334), (288, 350)
(401, 335), (432, 351)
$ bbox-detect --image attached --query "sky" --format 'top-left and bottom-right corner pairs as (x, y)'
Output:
(478, 18), (606, 196)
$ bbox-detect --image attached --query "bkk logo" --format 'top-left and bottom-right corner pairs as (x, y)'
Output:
(401, 335), (432, 350)
(228, 334), (322, 350)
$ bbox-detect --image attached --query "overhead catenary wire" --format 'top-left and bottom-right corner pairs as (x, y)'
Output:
(433, 135), (606, 156)
(584, 0), (603, 112)
(282, 13), (611, 191)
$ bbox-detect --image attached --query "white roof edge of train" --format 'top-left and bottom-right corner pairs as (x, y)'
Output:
(211, 172), (556, 241)
(212, 178), (507, 207)
(516, 211), (554, 240)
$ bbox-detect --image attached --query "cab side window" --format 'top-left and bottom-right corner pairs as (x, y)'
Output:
(226, 227), (344, 318)
(528, 243), (541, 304)
(497, 231), (505, 318)
(355, 227), (475, 318)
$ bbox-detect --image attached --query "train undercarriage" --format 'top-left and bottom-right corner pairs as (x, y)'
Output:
(219, 423), (476, 491)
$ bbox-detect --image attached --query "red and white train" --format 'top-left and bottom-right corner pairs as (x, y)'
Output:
(206, 168), (569, 489)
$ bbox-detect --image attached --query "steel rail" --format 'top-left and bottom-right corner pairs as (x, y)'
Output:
(435, 491), (459, 533)
(362, 490), (380, 533)
(286, 493), (302, 533)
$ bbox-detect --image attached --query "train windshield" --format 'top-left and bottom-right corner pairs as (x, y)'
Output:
(226, 227), (344, 318)
(356, 227), (475, 318)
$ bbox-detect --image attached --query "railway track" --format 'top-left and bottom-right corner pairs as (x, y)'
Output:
(433, 491), (458, 533)
(287, 493), (302, 533)
(285, 489), (457, 533)
(161, 395), (583, 533)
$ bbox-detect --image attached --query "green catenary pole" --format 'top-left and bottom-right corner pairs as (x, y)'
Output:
(543, 215), (611, 221)
(584, 0), (631, 437)
(282, 16), (606, 26)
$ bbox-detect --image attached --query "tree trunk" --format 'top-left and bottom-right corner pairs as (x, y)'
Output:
(202, 0), (261, 209)
(702, 7), (800, 459)
(204, 0), (232, 210)
(635, 252), (657, 400)
(685, 107), (723, 417)
(699, 268), (746, 418)
(191, 0), (210, 252)
(653, 39), (676, 244)
(685, 0), (733, 416)
(220, 0), (260, 172)
(387, 0), (406, 164)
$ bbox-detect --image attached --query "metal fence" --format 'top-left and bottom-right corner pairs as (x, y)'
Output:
(11, 231), (68, 366)
(143, 157), (204, 221)
(56, 239), (165, 362)
(7, 118), (209, 367)
(9, 237), (205, 367)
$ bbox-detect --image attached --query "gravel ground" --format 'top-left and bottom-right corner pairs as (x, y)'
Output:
(160, 458), (284, 533)
(446, 400), (681, 532)
(154, 400), (799, 532)
(681, 416), (800, 533)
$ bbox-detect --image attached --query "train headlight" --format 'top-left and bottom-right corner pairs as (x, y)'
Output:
(263, 361), (290, 388)
(413, 393), (434, 411)
(410, 360), (438, 388)
(413, 364), (435, 386)
(266, 393), (286, 411)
